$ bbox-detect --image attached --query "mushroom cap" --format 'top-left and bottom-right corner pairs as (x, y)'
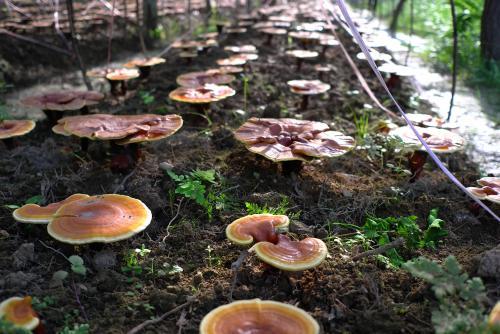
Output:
(105, 68), (140, 81)
(467, 177), (500, 204)
(378, 62), (416, 76)
(0, 120), (35, 139)
(285, 50), (319, 59)
(234, 118), (355, 162)
(47, 194), (152, 244)
(390, 125), (465, 153)
(260, 27), (288, 35)
(21, 91), (104, 111)
(200, 299), (319, 334)
(123, 57), (166, 68)
(176, 71), (235, 87)
(296, 22), (325, 32)
(216, 55), (248, 66)
(13, 194), (90, 224)
(224, 45), (257, 53)
(226, 214), (290, 246)
(226, 27), (247, 34)
(53, 114), (183, 144)
(0, 296), (40, 330)
(208, 66), (244, 74)
(405, 113), (458, 130)
(488, 302), (500, 326)
(288, 31), (322, 41)
(169, 84), (236, 104)
(287, 80), (330, 95)
(314, 64), (333, 72)
(356, 50), (392, 62)
(179, 51), (198, 59)
(319, 38), (340, 47)
(251, 234), (328, 271)
(269, 15), (295, 22)
(86, 68), (113, 78)
(199, 32), (219, 39)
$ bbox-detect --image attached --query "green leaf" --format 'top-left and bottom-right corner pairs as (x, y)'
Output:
(3, 204), (19, 209)
(191, 169), (216, 183)
(68, 255), (84, 266)
(25, 195), (43, 205)
(68, 255), (86, 276)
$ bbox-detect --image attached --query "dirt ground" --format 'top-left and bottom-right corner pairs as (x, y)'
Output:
(0, 13), (499, 334)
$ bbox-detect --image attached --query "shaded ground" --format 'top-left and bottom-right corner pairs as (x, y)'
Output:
(0, 15), (499, 334)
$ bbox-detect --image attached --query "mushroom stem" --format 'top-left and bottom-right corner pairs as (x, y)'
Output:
(281, 160), (303, 176)
(2, 138), (15, 150)
(110, 142), (141, 173)
(296, 59), (303, 71)
(321, 45), (327, 57)
(138, 66), (151, 79)
(408, 151), (428, 182)
(43, 109), (63, 126)
(300, 95), (309, 110)
(265, 34), (273, 46)
(386, 74), (401, 90)
(216, 23), (224, 34)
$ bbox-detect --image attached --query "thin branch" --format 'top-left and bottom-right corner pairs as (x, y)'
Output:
(0, 29), (72, 56)
(162, 198), (184, 241)
(39, 240), (69, 261)
(352, 237), (405, 261)
(72, 280), (89, 322)
(229, 249), (249, 301)
(447, 0), (458, 121)
(107, 0), (117, 66)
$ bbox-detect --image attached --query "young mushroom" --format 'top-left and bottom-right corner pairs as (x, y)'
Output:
(47, 194), (152, 244)
(285, 50), (319, 71)
(287, 79), (330, 110)
(0, 297), (40, 331)
(234, 118), (355, 175)
(250, 234), (328, 271)
(226, 214), (290, 246)
(21, 90), (104, 125)
(105, 68), (140, 96)
(0, 119), (35, 149)
(389, 125), (466, 181)
(123, 57), (166, 79)
(176, 70), (235, 88)
(200, 299), (319, 334)
(13, 194), (90, 224)
(467, 177), (500, 205)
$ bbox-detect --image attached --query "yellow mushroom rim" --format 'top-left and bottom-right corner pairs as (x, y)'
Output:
(488, 302), (500, 327)
(226, 214), (290, 246)
(123, 57), (166, 68)
(105, 68), (140, 81)
(47, 194), (152, 244)
(199, 299), (319, 334)
(0, 120), (35, 139)
(169, 84), (236, 104)
(0, 297), (40, 331)
(250, 234), (328, 271)
(13, 194), (90, 224)
(389, 125), (466, 154)
(467, 177), (500, 205)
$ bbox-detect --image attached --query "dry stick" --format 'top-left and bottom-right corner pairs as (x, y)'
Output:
(447, 0), (458, 122)
(351, 237), (405, 261)
(107, 0), (117, 66)
(65, 0), (93, 90)
(162, 197), (184, 241)
(229, 249), (249, 302)
(72, 280), (89, 322)
(0, 29), (72, 56)
(113, 168), (136, 193)
(136, 0), (147, 54)
(127, 298), (195, 334)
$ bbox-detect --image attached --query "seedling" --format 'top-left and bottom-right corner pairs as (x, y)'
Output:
(122, 244), (151, 276)
(68, 255), (87, 276)
(58, 323), (90, 334)
(245, 196), (300, 220)
(205, 245), (221, 267)
(4, 194), (44, 210)
(138, 90), (155, 106)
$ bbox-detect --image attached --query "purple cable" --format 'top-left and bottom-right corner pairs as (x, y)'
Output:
(326, 0), (499, 222)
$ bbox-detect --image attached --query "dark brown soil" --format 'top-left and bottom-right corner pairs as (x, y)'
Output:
(0, 15), (499, 334)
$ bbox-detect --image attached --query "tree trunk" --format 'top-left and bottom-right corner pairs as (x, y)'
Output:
(481, 0), (500, 61)
(389, 0), (406, 35)
(143, 0), (157, 31)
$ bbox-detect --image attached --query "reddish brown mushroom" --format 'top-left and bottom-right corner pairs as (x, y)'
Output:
(405, 113), (458, 129)
(0, 119), (35, 149)
(488, 302), (500, 327)
(105, 68), (140, 96)
(285, 50), (319, 71)
(123, 57), (165, 79)
(21, 90), (104, 124)
(176, 71), (235, 88)
(200, 299), (319, 334)
(0, 296), (40, 331)
(260, 28), (287, 46)
(226, 214), (290, 246)
(234, 117), (355, 174)
(287, 79), (330, 109)
(169, 84), (235, 104)
(216, 55), (248, 67)
(208, 66), (244, 74)
(467, 177), (500, 205)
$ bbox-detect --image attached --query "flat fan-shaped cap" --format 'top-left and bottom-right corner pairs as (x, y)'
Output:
(169, 84), (236, 104)
(467, 177), (500, 204)
(226, 214), (289, 246)
(405, 113), (458, 130)
(21, 91), (104, 111)
(208, 66), (244, 74)
(123, 57), (166, 68)
(234, 117), (355, 162)
(288, 31), (322, 41)
(0, 120), (35, 139)
(106, 68), (140, 81)
(378, 62), (417, 77)
(390, 125), (465, 153)
(224, 45), (257, 53)
(176, 71), (235, 87)
(13, 194), (90, 224)
(226, 27), (247, 34)
(200, 299), (319, 334)
(356, 50), (392, 62)
(47, 194), (152, 244)
(0, 297), (40, 330)
(251, 234), (328, 271)
(216, 55), (247, 66)
(287, 80), (330, 95)
(260, 28), (287, 35)
(285, 50), (319, 59)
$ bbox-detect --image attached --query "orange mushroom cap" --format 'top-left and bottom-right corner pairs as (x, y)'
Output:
(489, 302), (500, 327)
(123, 57), (165, 68)
(52, 114), (183, 144)
(105, 68), (140, 81)
(47, 194), (152, 244)
(13, 194), (90, 224)
(389, 125), (465, 153)
(169, 84), (236, 104)
(21, 91), (104, 111)
(287, 80), (330, 95)
(0, 120), (35, 139)
(251, 234), (328, 271)
(234, 118), (355, 162)
(0, 297), (40, 330)
(176, 71), (235, 88)
(200, 299), (319, 334)
(226, 214), (290, 246)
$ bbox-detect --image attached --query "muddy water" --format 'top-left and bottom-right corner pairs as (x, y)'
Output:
(353, 10), (499, 176)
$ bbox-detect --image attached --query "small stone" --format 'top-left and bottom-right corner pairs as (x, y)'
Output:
(478, 246), (500, 279)
(13, 243), (35, 269)
(314, 227), (329, 239)
(192, 271), (203, 286)
(2, 271), (38, 289)
(289, 220), (313, 235)
(150, 291), (177, 311)
(0, 229), (9, 239)
(93, 250), (117, 271)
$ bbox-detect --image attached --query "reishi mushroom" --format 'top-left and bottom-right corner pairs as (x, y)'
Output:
(200, 299), (319, 334)
(285, 50), (319, 71)
(105, 68), (140, 96)
(287, 79), (330, 110)
(123, 57), (166, 79)
(234, 117), (355, 174)
(13, 194), (90, 224)
(0, 119), (35, 149)
(47, 194), (152, 244)
(467, 177), (500, 204)
(226, 214), (290, 246)
(176, 71), (235, 88)
(0, 296), (40, 331)
(405, 113), (458, 129)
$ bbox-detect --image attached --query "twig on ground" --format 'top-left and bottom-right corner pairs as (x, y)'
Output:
(229, 249), (249, 302)
(72, 280), (89, 322)
(127, 297), (195, 334)
(352, 237), (405, 261)
(113, 168), (136, 193)
(162, 198), (184, 242)
(39, 240), (69, 261)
